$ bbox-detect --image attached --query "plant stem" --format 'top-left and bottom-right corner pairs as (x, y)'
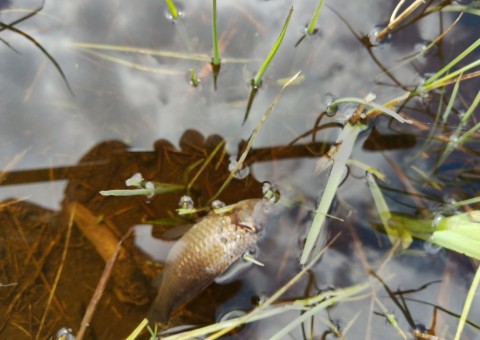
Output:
(211, 0), (220, 65)
(253, 6), (294, 87)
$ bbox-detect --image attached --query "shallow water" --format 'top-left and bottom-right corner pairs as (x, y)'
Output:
(1, 0), (479, 339)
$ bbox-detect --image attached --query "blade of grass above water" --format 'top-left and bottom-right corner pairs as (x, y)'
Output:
(165, 0), (179, 20)
(306, 0), (326, 35)
(454, 265), (480, 340)
(209, 71), (301, 203)
(243, 6), (294, 123)
(253, 6), (293, 87)
(422, 38), (480, 88)
(211, 0), (220, 66)
(300, 122), (367, 265)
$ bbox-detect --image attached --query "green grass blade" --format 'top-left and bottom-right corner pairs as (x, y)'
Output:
(424, 59), (480, 91)
(430, 230), (480, 260)
(300, 122), (367, 265)
(454, 266), (480, 340)
(189, 68), (199, 87)
(442, 73), (462, 123)
(331, 97), (413, 124)
(307, 0), (326, 34)
(270, 283), (371, 340)
(434, 90), (480, 169)
(367, 173), (412, 249)
(187, 140), (225, 193)
(210, 72), (301, 203)
(441, 4), (480, 16)
(253, 6), (294, 87)
(423, 38), (480, 86)
(451, 196), (480, 208)
(165, 0), (179, 19)
(211, 0), (220, 65)
(100, 183), (184, 196)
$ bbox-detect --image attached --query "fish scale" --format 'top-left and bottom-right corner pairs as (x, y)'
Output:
(148, 198), (263, 323)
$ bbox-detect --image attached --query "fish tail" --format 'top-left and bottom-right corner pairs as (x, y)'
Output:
(147, 300), (170, 324)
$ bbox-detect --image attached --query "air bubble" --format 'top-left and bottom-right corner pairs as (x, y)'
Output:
(457, 110), (466, 120)
(178, 195), (194, 209)
(424, 238), (442, 255)
(302, 25), (322, 38)
(367, 24), (391, 47)
(125, 172), (144, 187)
(431, 212), (443, 229)
(219, 310), (246, 322)
(228, 156), (250, 179)
(145, 181), (155, 199)
(211, 200), (225, 209)
(164, 6), (184, 23)
(261, 181), (280, 204)
(415, 40), (437, 57)
(322, 93), (338, 116)
(414, 322), (428, 334)
(54, 328), (75, 340)
(186, 69), (201, 88)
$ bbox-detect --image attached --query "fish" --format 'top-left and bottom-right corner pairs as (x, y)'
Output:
(148, 198), (264, 323)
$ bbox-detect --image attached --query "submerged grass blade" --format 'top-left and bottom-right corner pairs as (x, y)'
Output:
(80, 48), (182, 75)
(71, 42), (254, 63)
(367, 173), (412, 249)
(300, 122), (367, 265)
(306, 0), (326, 35)
(186, 140), (225, 193)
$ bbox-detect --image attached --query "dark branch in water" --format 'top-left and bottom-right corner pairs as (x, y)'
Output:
(0, 0), (45, 34)
(0, 1), (74, 95)
(326, 5), (407, 91)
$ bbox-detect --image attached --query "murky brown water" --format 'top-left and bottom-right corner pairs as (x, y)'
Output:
(1, 0), (479, 339)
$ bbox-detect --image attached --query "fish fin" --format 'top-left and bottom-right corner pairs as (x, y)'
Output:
(158, 224), (194, 240)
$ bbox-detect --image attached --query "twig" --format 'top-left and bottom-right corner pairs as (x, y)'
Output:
(35, 206), (75, 340)
(76, 228), (134, 340)
(376, 0), (426, 41)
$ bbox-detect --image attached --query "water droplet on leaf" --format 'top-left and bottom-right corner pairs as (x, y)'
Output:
(178, 195), (194, 209)
(228, 156), (249, 179)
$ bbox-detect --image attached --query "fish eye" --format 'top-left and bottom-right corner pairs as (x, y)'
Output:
(237, 222), (257, 232)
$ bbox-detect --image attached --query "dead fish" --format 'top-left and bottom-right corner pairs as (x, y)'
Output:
(148, 198), (264, 324)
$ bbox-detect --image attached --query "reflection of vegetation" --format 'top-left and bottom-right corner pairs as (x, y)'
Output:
(0, 2), (73, 94)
